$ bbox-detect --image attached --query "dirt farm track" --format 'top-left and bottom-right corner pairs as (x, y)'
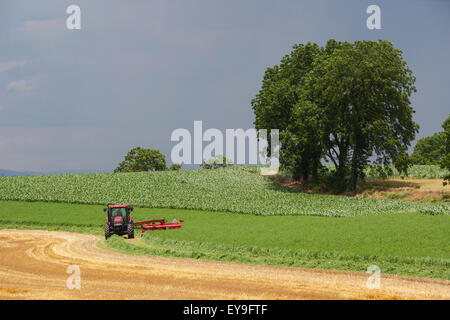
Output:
(0, 229), (448, 300)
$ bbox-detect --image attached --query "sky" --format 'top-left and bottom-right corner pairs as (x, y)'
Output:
(0, 0), (449, 172)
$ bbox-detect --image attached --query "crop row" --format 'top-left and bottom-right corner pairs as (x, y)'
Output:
(0, 167), (448, 216)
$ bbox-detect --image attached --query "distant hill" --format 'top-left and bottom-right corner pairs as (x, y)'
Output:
(0, 169), (41, 176)
(0, 169), (111, 176)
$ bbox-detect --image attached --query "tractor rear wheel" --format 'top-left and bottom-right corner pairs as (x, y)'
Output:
(105, 222), (111, 240)
(127, 221), (134, 239)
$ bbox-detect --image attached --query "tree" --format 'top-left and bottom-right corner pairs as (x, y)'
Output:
(440, 113), (450, 184)
(252, 39), (419, 191)
(200, 155), (233, 169)
(114, 147), (166, 173)
(410, 132), (445, 165)
(302, 40), (418, 190)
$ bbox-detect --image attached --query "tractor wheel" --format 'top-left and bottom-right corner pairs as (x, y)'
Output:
(127, 221), (134, 239)
(105, 222), (111, 240)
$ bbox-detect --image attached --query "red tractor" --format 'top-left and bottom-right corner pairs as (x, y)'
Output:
(104, 204), (134, 240)
(104, 204), (183, 240)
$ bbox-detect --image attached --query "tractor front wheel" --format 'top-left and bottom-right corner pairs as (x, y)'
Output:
(127, 221), (134, 239)
(105, 222), (111, 240)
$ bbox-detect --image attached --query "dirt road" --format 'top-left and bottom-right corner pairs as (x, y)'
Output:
(0, 229), (448, 300)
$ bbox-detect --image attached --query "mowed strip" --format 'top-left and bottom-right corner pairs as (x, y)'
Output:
(0, 229), (448, 300)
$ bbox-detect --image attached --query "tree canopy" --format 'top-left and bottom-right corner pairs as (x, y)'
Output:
(252, 39), (419, 191)
(114, 147), (167, 173)
(410, 132), (445, 165)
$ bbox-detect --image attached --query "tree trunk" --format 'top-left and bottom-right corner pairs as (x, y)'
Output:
(301, 161), (309, 183)
(350, 154), (358, 191)
(350, 133), (360, 191)
(292, 162), (302, 181)
(311, 155), (319, 183)
(336, 150), (347, 178)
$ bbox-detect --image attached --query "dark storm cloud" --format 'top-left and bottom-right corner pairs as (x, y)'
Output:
(0, 0), (449, 171)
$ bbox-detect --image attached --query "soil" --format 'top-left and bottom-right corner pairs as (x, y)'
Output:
(272, 176), (450, 202)
(0, 229), (448, 300)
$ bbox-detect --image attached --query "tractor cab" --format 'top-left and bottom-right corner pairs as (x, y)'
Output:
(110, 206), (128, 220)
(104, 204), (134, 239)
(105, 204), (133, 218)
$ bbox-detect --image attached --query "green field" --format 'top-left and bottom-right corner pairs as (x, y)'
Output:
(1, 200), (448, 279)
(0, 166), (448, 216)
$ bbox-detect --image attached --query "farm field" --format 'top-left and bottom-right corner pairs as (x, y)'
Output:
(0, 165), (449, 300)
(1, 200), (448, 279)
(1, 229), (448, 300)
(0, 166), (449, 217)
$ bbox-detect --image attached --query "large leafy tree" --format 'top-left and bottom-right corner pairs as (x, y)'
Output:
(252, 39), (419, 191)
(303, 40), (419, 189)
(114, 147), (167, 173)
(410, 132), (445, 165)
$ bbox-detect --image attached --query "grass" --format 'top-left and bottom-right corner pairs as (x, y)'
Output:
(107, 235), (449, 280)
(1, 200), (448, 279)
(0, 166), (449, 217)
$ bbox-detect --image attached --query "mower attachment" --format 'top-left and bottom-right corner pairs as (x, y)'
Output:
(133, 219), (183, 234)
